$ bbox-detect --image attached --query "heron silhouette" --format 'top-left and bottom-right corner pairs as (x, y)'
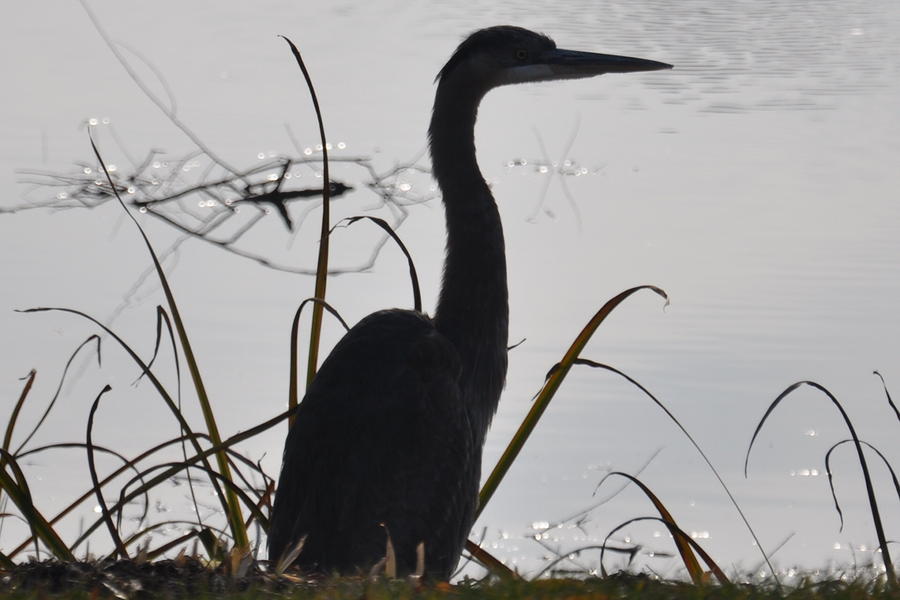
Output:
(268, 25), (671, 579)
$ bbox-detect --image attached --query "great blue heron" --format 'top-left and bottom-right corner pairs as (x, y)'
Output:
(268, 25), (671, 579)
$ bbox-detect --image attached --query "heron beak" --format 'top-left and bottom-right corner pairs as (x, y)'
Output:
(543, 48), (672, 77)
(498, 46), (671, 86)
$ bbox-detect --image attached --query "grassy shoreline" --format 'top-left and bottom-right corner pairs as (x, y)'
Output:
(1, 558), (895, 600)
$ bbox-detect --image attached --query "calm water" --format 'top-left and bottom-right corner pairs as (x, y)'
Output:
(1, 0), (898, 578)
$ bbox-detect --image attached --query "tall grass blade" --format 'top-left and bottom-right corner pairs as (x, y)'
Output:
(7, 423), (271, 559)
(275, 534), (307, 574)
(288, 298), (349, 426)
(198, 527), (227, 562)
(334, 216), (422, 312)
(88, 134), (248, 549)
(5, 362), (290, 558)
(279, 35), (332, 391)
(463, 540), (518, 579)
(20, 441), (153, 530)
(67, 460), (270, 555)
(23, 303), (235, 549)
(576, 360), (777, 583)
(141, 529), (203, 561)
(8, 434), (210, 559)
(745, 380), (896, 587)
(3, 370), (35, 460)
(139, 306), (171, 380)
(84, 385), (130, 559)
(534, 543), (639, 579)
(600, 516), (724, 584)
(150, 305), (203, 530)
(596, 471), (729, 584)
(825, 439), (900, 531)
(543, 448), (661, 531)
(112, 462), (270, 533)
(1, 370), (36, 510)
(246, 480), (275, 531)
(477, 285), (667, 517)
(873, 371), (900, 422)
(59, 409), (290, 554)
(13, 336), (101, 455)
(0, 449), (74, 560)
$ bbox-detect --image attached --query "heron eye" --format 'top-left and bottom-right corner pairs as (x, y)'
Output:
(515, 49), (528, 61)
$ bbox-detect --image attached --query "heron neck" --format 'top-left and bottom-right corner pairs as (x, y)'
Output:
(429, 79), (509, 430)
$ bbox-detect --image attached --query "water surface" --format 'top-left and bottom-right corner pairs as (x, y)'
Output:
(1, 0), (898, 578)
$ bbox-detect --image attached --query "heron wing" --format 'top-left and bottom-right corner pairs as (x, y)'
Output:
(268, 308), (473, 576)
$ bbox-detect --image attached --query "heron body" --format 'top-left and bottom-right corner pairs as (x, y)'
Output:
(268, 26), (671, 579)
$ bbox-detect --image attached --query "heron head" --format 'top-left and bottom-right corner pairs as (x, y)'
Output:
(436, 26), (671, 93)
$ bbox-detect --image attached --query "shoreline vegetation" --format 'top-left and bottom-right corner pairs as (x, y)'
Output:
(1, 10), (896, 599)
(1, 557), (895, 599)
